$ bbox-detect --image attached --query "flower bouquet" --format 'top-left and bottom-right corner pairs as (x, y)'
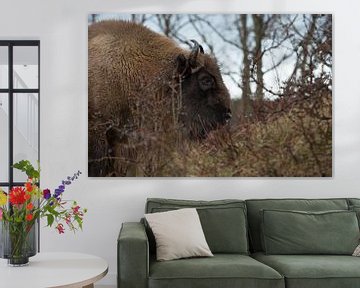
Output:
(0, 160), (87, 266)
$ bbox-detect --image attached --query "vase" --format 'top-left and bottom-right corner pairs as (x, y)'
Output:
(0, 220), (37, 266)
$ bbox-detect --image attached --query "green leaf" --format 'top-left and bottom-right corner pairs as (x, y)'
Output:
(47, 214), (54, 227)
(12, 160), (40, 180)
(46, 205), (60, 217)
(75, 215), (83, 230)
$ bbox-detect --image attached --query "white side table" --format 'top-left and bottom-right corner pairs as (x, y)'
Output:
(0, 252), (108, 288)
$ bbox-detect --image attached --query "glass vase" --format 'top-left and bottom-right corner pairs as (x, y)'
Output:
(0, 220), (37, 266)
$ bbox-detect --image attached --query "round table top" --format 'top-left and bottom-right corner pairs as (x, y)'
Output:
(0, 252), (108, 288)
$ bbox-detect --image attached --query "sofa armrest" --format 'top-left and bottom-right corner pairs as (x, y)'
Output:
(118, 222), (149, 288)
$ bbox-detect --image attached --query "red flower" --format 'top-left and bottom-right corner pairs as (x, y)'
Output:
(9, 187), (26, 205)
(25, 182), (33, 192)
(26, 203), (34, 210)
(26, 214), (33, 221)
(65, 214), (71, 225)
(72, 205), (80, 215)
(56, 223), (65, 234)
(24, 193), (31, 201)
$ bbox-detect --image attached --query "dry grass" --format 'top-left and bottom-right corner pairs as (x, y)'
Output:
(109, 80), (332, 177)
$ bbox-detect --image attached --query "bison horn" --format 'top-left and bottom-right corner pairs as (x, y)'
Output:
(189, 40), (204, 67)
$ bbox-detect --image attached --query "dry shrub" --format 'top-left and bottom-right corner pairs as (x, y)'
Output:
(174, 82), (332, 177)
(105, 76), (332, 177)
(109, 79), (187, 176)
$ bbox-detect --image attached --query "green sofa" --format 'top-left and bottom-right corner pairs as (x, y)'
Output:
(118, 198), (360, 288)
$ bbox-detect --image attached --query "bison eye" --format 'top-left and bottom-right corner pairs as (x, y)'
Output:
(198, 75), (215, 91)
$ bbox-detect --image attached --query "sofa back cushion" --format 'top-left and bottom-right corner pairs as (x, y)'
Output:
(347, 199), (360, 228)
(246, 198), (349, 252)
(261, 209), (359, 255)
(145, 198), (249, 254)
(348, 198), (360, 207)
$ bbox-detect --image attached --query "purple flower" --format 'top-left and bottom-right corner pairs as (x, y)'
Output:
(54, 171), (82, 199)
(43, 189), (51, 200)
(54, 189), (63, 198)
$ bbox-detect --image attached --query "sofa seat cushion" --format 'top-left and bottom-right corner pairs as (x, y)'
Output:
(252, 252), (360, 288)
(149, 254), (284, 288)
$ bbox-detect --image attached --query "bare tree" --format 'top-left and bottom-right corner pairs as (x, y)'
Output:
(90, 14), (98, 24)
(131, 14), (331, 116)
(252, 14), (265, 100)
(131, 14), (149, 24)
(237, 15), (252, 114)
(155, 14), (175, 36)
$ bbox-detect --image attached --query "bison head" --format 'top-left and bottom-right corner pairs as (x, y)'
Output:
(176, 40), (231, 139)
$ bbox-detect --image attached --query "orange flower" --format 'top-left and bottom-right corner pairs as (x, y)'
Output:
(26, 203), (34, 210)
(24, 193), (31, 200)
(25, 182), (33, 192)
(26, 214), (33, 221)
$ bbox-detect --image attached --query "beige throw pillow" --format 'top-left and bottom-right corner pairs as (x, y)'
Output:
(353, 244), (360, 256)
(145, 208), (213, 261)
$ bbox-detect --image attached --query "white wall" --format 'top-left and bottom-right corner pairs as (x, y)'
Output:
(1, 0), (360, 286)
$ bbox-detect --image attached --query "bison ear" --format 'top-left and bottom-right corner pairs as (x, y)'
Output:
(176, 54), (191, 78)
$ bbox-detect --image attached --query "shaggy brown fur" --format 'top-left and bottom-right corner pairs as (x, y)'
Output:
(88, 20), (230, 176)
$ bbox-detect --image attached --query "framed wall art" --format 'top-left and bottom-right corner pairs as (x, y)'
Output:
(88, 14), (332, 177)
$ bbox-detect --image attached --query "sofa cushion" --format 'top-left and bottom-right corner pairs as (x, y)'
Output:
(145, 208), (213, 261)
(261, 209), (359, 255)
(347, 199), (360, 229)
(149, 254), (284, 288)
(349, 205), (360, 228)
(252, 252), (360, 288)
(347, 198), (360, 207)
(246, 198), (349, 252)
(146, 198), (248, 254)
